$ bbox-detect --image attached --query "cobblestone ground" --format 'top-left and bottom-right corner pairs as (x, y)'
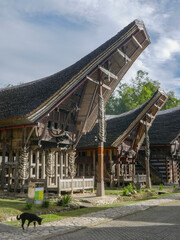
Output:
(52, 200), (180, 240)
(0, 194), (180, 240)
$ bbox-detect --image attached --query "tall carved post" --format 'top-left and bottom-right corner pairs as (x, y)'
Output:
(96, 70), (106, 196)
(145, 116), (151, 188)
(46, 150), (55, 187)
(19, 147), (29, 191)
(68, 150), (76, 178)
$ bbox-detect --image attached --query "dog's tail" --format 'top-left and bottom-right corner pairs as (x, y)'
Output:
(16, 215), (21, 220)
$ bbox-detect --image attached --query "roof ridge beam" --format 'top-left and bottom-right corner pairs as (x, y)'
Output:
(86, 76), (111, 90)
(117, 48), (131, 62)
(98, 66), (118, 80)
(132, 35), (142, 48)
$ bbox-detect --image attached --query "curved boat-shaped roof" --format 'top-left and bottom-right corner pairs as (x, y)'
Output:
(0, 19), (150, 132)
(78, 89), (167, 150)
(149, 105), (180, 145)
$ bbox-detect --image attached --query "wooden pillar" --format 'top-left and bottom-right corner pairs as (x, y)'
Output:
(109, 150), (113, 188)
(41, 150), (46, 179)
(145, 117), (151, 188)
(60, 152), (63, 179)
(77, 163), (80, 177)
(117, 163), (120, 187)
(172, 159), (175, 183)
(14, 150), (19, 192)
(93, 150), (96, 178)
(88, 163), (91, 176)
(124, 164), (127, 179)
(65, 152), (68, 178)
(8, 150), (13, 191)
(35, 150), (39, 180)
(83, 163), (85, 176)
(55, 152), (58, 186)
(96, 142), (105, 196)
(133, 160), (136, 175)
(96, 69), (105, 196)
(1, 130), (6, 190)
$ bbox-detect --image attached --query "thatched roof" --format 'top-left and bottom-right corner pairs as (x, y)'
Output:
(78, 89), (167, 149)
(149, 106), (180, 145)
(0, 19), (150, 130)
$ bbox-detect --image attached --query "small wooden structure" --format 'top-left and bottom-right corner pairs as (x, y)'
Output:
(138, 106), (180, 184)
(0, 20), (150, 193)
(77, 89), (167, 186)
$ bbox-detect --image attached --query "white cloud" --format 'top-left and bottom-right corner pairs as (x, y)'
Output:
(0, 0), (180, 97)
(153, 38), (180, 62)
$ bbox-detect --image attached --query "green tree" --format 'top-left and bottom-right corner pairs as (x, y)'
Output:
(106, 70), (180, 115)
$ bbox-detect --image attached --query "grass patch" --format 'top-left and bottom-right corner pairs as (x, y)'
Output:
(2, 187), (179, 227)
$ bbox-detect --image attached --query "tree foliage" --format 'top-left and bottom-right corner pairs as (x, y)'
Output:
(106, 70), (180, 115)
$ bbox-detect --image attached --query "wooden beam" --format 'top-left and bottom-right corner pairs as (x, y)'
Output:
(140, 120), (151, 127)
(146, 113), (155, 119)
(98, 65), (118, 80)
(117, 48), (131, 62)
(154, 104), (161, 110)
(132, 36), (142, 48)
(159, 98), (165, 103)
(86, 75), (111, 90)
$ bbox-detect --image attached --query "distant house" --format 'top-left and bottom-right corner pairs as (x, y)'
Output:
(144, 106), (180, 184)
(0, 20), (150, 193)
(77, 89), (167, 186)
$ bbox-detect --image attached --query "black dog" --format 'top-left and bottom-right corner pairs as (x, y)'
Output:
(17, 212), (42, 230)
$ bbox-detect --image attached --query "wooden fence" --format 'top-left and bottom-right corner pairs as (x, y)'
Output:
(55, 177), (94, 195)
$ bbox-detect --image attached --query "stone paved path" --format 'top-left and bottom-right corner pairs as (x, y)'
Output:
(1, 193), (180, 240)
(51, 200), (180, 240)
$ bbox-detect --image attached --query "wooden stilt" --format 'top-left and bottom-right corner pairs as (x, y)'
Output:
(1, 130), (6, 190)
(145, 116), (151, 188)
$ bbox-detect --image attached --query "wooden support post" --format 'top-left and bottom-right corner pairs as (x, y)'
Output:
(42, 150), (46, 179)
(83, 164), (86, 176)
(77, 163), (80, 177)
(96, 142), (105, 196)
(172, 159), (175, 183)
(93, 150), (96, 178)
(8, 150), (13, 191)
(88, 163), (91, 176)
(55, 152), (58, 186)
(124, 164), (127, 179)
(82, 176), (85, 193)
(145, 117), (151, 188)
(1, 130), (6, 190)
(60, 152), (63, 179)
(29, 150), (33, 178)
(65, 153), (68, 178)
(35, 150), (39, 180)
(71, 177), (73, 195)
(58, 177), (61, 196)
(117, 163), (120, 187)
(14, 150), (19, 192)
(109, 150), (113, 188)
(96, 70), (105, 196)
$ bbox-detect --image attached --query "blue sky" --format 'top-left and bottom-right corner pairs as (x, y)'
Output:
(0, 0), (180, 97)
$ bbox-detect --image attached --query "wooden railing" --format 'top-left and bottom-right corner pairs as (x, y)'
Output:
(57, 177), (94, 195)
(133, 174), (146, 183)
(119, 174), (146, 184)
